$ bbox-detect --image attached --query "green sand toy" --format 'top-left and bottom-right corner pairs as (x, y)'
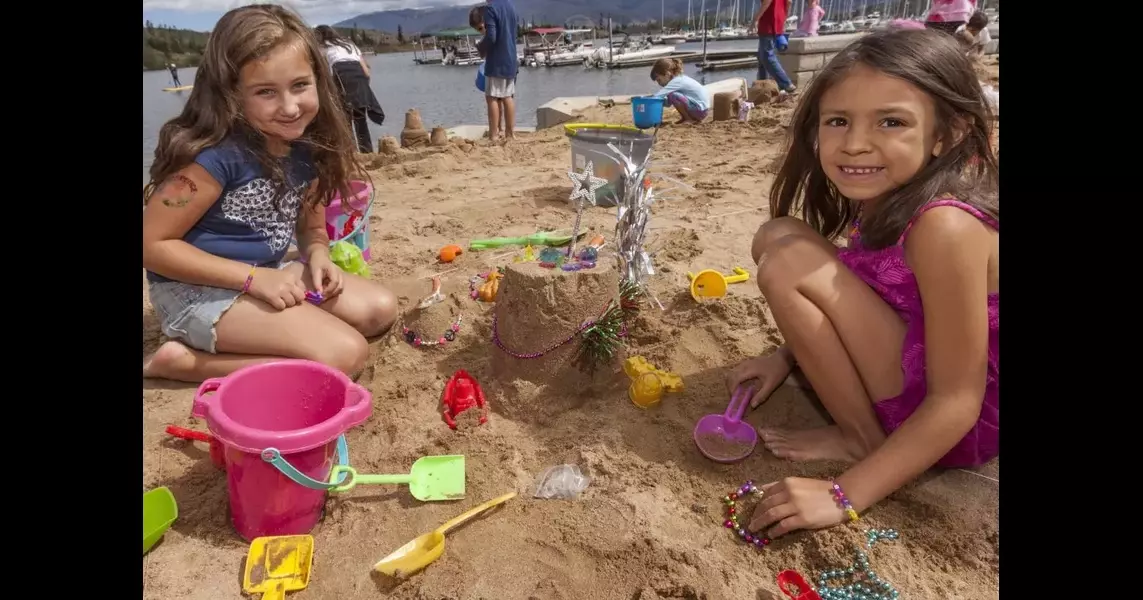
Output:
(331, 241), (369, 277)
(469, 231), (585, 251)
(143, 487), (178, 554)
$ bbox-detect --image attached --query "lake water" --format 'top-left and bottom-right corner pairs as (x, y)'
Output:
(141, 40), (759, 184)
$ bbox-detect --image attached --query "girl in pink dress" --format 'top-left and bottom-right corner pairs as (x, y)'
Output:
(726, 28), (999, 539)
(793, 0), (826, 37)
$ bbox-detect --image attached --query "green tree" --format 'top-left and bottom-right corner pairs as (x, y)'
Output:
(397, 25), (404, 43)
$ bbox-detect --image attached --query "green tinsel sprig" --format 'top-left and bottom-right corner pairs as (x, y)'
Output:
(575, 281), (644, 372)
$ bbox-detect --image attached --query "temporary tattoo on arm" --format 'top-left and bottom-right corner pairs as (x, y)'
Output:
(160, 174), (198, 208)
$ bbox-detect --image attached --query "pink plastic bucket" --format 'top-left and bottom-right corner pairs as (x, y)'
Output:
(326, 180), (373, 262)
(191, 360), (373, 541)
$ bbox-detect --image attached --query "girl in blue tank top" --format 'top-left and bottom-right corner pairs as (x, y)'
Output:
(142, 5), (396, 383)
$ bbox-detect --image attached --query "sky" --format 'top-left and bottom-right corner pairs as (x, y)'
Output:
(141, 0), (470, 30)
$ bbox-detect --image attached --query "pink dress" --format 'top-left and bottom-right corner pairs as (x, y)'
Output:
(796, 5), (826, 36)
(837, 198), (999, 468)
(926, 0), (976, 23)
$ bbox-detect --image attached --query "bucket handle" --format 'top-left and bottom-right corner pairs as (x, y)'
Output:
(191, 378), (224, 418)
(261, 435), (350, 491)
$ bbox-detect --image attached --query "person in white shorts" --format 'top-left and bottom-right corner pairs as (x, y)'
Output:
(472, 1), (520, 143)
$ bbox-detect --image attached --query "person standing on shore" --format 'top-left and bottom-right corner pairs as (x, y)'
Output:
(924, 0), (977, 36)
(168, 63), (182, 87)
(474, 0), (520, 143)
(753, 0), (796, 95)
(314, 25), (386, 153)
(792, 0), (825, 38)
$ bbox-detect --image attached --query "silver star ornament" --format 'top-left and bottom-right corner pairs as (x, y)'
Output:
(567, 161), (609, 206)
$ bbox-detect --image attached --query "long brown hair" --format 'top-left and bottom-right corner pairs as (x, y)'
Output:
(770, 28), (998, 249)
(314, 25), (356, 52)
(144, 4), (363, 209)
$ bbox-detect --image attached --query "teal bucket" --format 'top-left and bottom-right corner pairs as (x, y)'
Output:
(632, 96), (666, 129)
(564, 124), (655, 208)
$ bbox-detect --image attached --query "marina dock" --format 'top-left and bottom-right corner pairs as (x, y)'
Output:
(606, 48), (754, 70)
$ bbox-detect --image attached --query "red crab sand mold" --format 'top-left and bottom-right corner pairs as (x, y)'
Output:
(441, 369), (489, 430)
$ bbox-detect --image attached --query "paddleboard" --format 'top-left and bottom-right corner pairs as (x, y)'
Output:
(162, 85), (193, 92)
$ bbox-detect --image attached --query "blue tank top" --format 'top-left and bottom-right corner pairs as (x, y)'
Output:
(147, 139), (315, 283)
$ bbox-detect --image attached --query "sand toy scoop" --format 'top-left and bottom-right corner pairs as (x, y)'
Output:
(328, 455), (465, 501)
(374, 491), (517, 578)
(143, 487), (178, 555)
(242, 535), (313, 599)
(693, 385), (757, 463)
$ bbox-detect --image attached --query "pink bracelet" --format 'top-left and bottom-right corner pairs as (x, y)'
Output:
(242, 266), (256, 294)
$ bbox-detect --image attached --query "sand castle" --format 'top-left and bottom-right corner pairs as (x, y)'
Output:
(400, 108), (431, 149)
(489, 257), (626, 419)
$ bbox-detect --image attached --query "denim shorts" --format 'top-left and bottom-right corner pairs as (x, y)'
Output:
(148, 262), (292, 354)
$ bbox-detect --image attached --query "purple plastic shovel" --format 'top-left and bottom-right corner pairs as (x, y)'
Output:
(693, 385), (758, 463)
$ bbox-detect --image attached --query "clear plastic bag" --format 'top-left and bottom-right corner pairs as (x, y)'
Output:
(533, 464), (591, 499)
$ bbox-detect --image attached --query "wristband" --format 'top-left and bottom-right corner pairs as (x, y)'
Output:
(242, 266), (256, 294)
(830, 479), (860, 523)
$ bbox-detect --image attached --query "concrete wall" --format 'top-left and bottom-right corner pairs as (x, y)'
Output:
(778, 25), (999, 89)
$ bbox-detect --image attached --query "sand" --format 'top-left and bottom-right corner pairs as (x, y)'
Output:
(142, 60), (1000, 600)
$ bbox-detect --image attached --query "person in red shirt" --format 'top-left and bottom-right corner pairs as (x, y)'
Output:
(753, 0), (795, 93)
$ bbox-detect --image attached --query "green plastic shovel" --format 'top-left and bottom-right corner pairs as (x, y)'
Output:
(143, 487), (178, 555)
(329, 455), (465, 501)
(469, 231), (585, 250)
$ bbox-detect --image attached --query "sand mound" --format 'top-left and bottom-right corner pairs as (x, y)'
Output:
(401, 108), (431, 149)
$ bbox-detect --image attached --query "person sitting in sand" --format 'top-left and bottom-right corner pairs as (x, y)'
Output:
(650, 58), (712, 124)
(725, 28), (999, 539)
(955, 11), (992, 59)
(142, 4), (398, 383)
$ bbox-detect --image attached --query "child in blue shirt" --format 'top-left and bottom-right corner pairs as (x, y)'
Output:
(141, 5), (398, 383)
(650, 58), (712, 123)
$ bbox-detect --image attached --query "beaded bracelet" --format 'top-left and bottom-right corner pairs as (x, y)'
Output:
(830, 479), (860, 523)
(241, 266), (256, 294)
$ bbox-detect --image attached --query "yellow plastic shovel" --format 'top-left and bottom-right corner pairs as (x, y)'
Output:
(686, 267), (750, 301)
(242, 535), (314, 600)
(373, 491), (517, 579)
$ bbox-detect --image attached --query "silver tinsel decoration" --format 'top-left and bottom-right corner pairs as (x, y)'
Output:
(608, 138), (663, 310)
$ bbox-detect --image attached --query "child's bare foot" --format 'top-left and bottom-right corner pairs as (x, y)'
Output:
(757, 425), (866, 462)
(143, 340), (194, 380)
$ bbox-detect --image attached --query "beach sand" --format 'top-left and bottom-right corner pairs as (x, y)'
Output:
(142, 59), (999, 600)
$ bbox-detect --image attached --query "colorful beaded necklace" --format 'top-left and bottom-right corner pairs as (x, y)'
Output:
(402, 315), (463, 348)
(816, 529), (900, 600)
(718, 480), (902, 600)
(490, 312), (592, 359)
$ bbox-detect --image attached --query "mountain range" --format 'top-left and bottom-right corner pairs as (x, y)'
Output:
(333, 1), (937, 35)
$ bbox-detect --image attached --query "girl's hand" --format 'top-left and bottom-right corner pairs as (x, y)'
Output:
(749, 477), (847, 538)
(248, 267), (307, 310)
(307, 254), (345, 299)
(726, 349), (794, 408)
